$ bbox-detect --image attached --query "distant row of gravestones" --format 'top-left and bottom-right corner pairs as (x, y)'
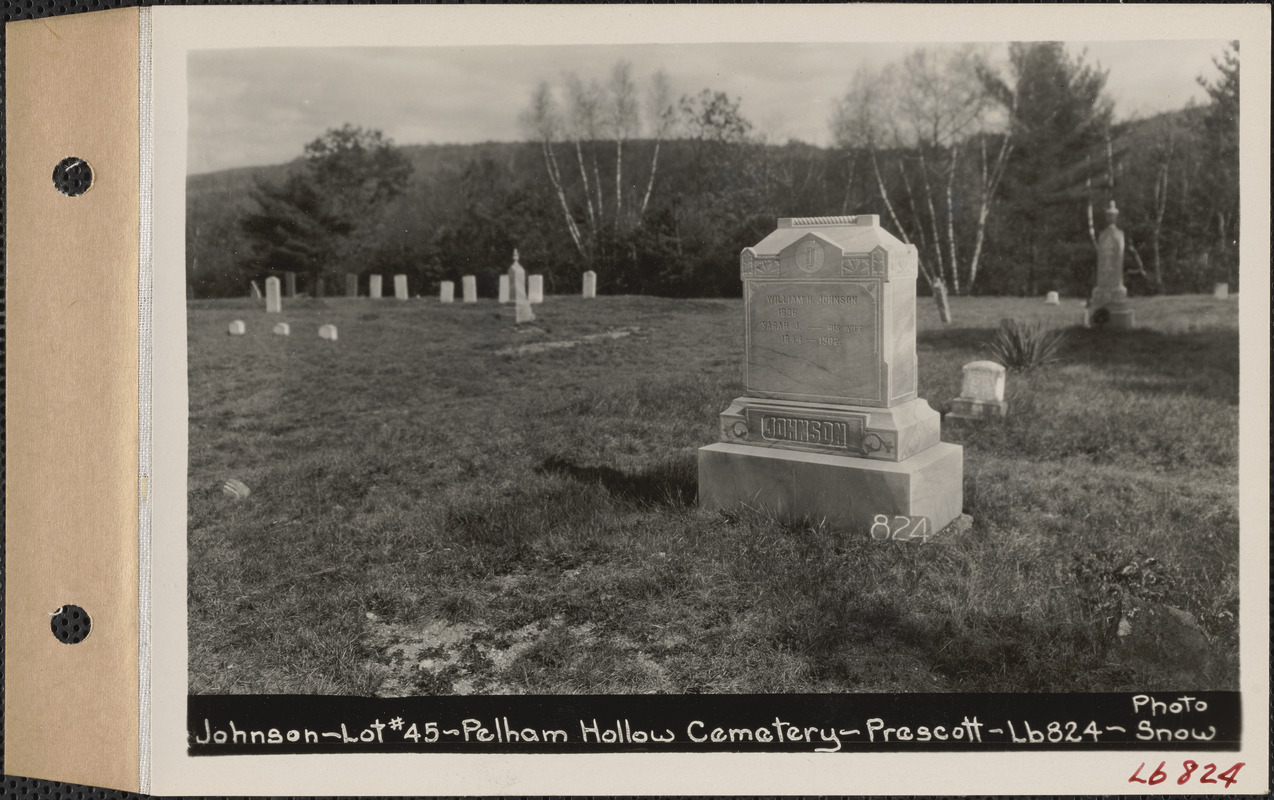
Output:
(251, 259), (598, 312)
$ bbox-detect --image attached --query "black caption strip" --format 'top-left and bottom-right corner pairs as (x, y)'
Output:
(189, 692), (1239, 755)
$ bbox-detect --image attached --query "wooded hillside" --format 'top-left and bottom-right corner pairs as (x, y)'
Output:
(187, 42), (1240, 300)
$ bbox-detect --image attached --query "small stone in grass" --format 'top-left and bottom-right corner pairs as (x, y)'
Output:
(221, 478), (251, 500)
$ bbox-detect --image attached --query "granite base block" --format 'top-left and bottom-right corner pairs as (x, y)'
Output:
(1108, 309), (1135, 329)
(1086, 306), (1135, 329)
(698, 441), (963, 533)
(947, 397), (1008, 420)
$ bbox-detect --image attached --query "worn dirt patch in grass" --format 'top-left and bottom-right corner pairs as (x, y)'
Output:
(495, 326), (641, 356)
(365, 610), (675, 696)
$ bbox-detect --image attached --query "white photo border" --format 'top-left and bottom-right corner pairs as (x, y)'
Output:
(150, 4), (1271, 795)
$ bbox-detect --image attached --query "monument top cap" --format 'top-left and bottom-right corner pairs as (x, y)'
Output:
(963, 360), (1005, 372)
(749, 215), (909, 264)
(778, 215), (878, 229)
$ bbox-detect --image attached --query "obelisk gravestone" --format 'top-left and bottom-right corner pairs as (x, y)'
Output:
(1088, 201), (1134, 329)
(511, 250), (534, 323)
(508, 250), (527, 299)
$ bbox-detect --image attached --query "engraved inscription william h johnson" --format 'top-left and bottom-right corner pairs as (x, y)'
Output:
(746, 281), (879, 404)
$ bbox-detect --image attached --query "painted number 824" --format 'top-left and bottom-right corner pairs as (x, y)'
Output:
(870, 514), (930, 543)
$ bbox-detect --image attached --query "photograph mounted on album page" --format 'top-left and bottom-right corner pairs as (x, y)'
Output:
(4, 2), (1268, 795)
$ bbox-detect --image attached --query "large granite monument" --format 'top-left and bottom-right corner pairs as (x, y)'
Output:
(698, 215), (963, 533)
(1087, 200), (1134, 329)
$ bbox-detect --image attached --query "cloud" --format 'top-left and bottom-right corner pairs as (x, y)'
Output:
(189, 40), (1227, 174)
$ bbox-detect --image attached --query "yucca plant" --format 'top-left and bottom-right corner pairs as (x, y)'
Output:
(986, 317), (1067, 371)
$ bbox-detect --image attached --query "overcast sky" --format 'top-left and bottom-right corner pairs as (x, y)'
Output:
(188, 40), (1230, 175)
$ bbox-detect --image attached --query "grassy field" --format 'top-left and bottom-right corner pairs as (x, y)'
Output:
(188, 292), (1240, 695)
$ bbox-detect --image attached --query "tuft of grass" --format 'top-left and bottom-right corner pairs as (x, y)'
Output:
(985, 317), (1068, 371)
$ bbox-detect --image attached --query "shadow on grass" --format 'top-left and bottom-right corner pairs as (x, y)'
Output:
(900, 613), (1113, 691)
(782, 593), (1154, 692)
(536, 454), (698, 508)
(917, 325), (1004, 354)
(919, 326), (1237, 401)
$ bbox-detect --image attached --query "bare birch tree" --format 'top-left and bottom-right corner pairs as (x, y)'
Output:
(521, 63), (675, 270)
(608, 62), (640, 228)
(640, 70), (676, 219)
(897, 45), (999, 296)
(520, 83), (584, 256)
(832, 65), (952, 323)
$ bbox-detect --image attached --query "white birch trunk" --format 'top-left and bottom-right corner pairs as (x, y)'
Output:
(543, 141), (585, 256)
(872, 149), (950, 323)
(614, 139), (623, 228)
(574, 140), (596, 232)
(639, 139), (661, 219)
(945, 141), (961, 294)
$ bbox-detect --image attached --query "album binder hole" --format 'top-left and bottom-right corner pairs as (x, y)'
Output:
(50, 604), (91, 644)
(51, 156), (93, 196)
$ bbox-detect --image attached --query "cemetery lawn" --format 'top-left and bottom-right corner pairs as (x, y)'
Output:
(188, 293), (1240, 695)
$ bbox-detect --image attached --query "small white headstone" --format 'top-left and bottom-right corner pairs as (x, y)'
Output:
(948, 360), (1007, 420)
(498, 275), (511, 304)
(265, 276), (281, 313)
(394, 274), (408, 300)
(528, 274), (544, 304)
(463, 275), (477, 303)
(318, 324), (338, 341)
(228, 320), (246, 336)
(583, 270), (597, 299)
(440, 281), (455, 303)
(273, 322), (290, 336)
(1213, 282), (1229, 299)
(369, 274), (383, 299)
(1045, 291), (1060, 305)
(250, 281), (263, 299)
(961, 360), (1006, 402)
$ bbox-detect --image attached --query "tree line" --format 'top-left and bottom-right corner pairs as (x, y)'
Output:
(188, 41), (1239, 301)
